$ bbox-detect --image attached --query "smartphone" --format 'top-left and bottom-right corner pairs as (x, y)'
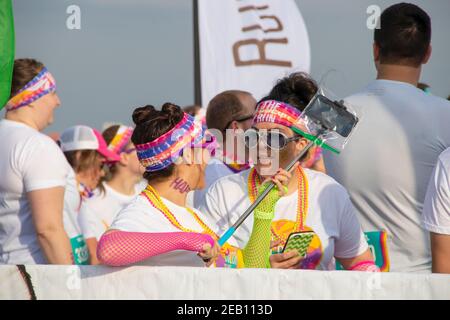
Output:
(303, 94), (359, 138)
(282, 231), (315, 257)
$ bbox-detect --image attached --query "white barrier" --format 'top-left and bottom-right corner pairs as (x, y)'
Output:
(1, 265), (449, 300)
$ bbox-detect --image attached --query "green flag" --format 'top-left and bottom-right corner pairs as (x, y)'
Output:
(0, 0), (15, 110)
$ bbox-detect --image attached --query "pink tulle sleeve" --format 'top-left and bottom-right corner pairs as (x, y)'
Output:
(97, 230), (215, 267)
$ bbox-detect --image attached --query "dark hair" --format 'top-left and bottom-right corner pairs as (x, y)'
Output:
(10, 58), (45, 98)
(206, 90), (253, 133)
(374, 3), (431, 67)
(183, 105), (202, 117)
(131, 103), (184, 183)
(417, 82), (430, 91)
(259, 72), (318, 112)
(97, 125), (122, 194)
(259, 72), (318, 162)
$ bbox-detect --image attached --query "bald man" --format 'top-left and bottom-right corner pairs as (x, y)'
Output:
(192, 90), (256, 209)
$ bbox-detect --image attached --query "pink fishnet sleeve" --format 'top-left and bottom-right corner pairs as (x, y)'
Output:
(97, 230), (215, 266)
(349, 260), (380, 272)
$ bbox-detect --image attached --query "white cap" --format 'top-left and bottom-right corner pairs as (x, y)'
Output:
(59, 125), (120, 162)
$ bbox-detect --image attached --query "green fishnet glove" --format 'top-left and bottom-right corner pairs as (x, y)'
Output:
(243, 182), (286, 268)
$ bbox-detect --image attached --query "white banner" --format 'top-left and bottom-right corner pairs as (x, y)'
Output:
(198, 0), (311, 107)
(2, 265), (450, 300)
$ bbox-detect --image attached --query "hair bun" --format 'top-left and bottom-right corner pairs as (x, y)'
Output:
(161, 102), (183, 117)
(161, 103), (184, 125)
(132, 105), (156, 126)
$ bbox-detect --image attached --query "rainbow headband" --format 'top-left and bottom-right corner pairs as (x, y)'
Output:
(253, 100), (306, 131)
(136, 113), (203, 172)
(6, 67), (56, 111)
(254, 99), (340, 154)
(108, 125), (134, 155)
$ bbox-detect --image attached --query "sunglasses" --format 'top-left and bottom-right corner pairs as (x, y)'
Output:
(223, 114), (254, 131)
(244, 128), (302, 151)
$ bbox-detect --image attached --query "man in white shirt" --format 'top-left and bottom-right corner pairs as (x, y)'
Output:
(324, 3), (450, 272)
(422, 148), (450, 273)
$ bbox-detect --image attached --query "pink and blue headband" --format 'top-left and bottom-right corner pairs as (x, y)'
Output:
(253, 100), (303, 128)
(136, 113), (216, 172)
(6, 67), (56, 111)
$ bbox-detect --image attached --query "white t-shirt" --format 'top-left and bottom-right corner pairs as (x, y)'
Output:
(422, 148), (450, 235)
(198, 168), (368, 270)
(110, 194), (229, 267)
(0, 119), (70, 264)
(78, 182), (140, 241)
(63, 168), (82, 238)
(191, 158), (234, 209)
(324, 80), (450, 273)
(63, 168), (90, 265)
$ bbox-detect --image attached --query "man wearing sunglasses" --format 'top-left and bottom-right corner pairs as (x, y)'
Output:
(199, 73), (375, 271)
(191, 90), (256, 209)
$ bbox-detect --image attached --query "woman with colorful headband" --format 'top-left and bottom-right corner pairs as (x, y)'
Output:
(59, 125), (121, 265)
(0, 59), (73, 264)
(200, 73), (378, 271)
(78, 125), (145, 264)
(97, 103), (289, 267)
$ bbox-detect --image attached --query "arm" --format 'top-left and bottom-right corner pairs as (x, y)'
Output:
(28, 187), (73, 264)
(97, 230), (215, 267)
(242, 205), (274, 268)
(334, 195), (378, 271)
(422, 152), (450, 273)
(430, 232), (450, 273)
(86, 238), (100, 265)
(337, 248), (378, 271)
(242, 170), (290, 268)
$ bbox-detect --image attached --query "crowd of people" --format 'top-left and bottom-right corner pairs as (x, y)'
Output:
(1, 3), (449, 273)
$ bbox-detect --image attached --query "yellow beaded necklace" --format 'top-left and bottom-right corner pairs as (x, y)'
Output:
(247, 166), (309, 242)
(141, 184), (218, 238)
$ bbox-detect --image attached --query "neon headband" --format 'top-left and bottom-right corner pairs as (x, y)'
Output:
(136, 113), (205, 172)
(6, 67), (56, 111)
(108, 125), (134, 155)
(253, 100), (307, 131)
(254, 99), (340, 154)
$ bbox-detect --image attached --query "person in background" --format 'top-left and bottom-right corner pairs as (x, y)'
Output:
(324, 3), (450, 272)
(300, 145), (326, 173)
(422, 148), (450, 273)
(59, 125), (120, 265)
(0, 58), (72, 264)
(183, 104), (206, 129)
(417, 82), (431, 94)
(78, 125), (145, 264)
(191, 90), (256, 209)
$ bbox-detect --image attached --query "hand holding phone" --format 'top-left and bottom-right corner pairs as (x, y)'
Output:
(282, 231), (315, 258)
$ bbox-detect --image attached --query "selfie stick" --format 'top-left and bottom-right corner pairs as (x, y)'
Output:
(218, 130), (325, 246)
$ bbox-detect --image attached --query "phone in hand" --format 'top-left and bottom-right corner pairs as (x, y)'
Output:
(282, 231), (315, 258)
